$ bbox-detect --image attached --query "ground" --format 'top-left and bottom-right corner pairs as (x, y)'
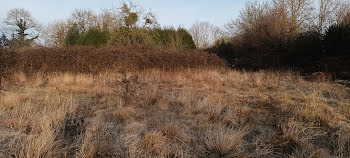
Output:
(0, 69), (350, 158)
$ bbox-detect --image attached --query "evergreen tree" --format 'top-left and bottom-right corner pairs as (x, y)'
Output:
(65, 24), (81, 46)
(76, 27), (109, 46)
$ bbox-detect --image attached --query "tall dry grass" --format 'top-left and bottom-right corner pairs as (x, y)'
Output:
(0, 69), (349, 157)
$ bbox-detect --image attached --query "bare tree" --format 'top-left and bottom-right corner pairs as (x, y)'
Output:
(336, 1), (350, 25)
(99, 9), (123, 31)
(68, 9), (98, 33)
(315, 0), (345, 33)
(4, 8), (41, 47)
(272, 0), (315, 35)
(226, 1), (287, 49)
(227, 1), (272, 35)
(190, 21), (226, 48)
(143, 10), (159, 29)
(44, 9), (110, 46)
(113, 1), (159, 29)
(228, 0), (316, 46)
(44, 20), (68, 46)
(342, 12), (350, 25)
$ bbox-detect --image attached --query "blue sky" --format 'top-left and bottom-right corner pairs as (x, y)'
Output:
(0, 0), (254, 29)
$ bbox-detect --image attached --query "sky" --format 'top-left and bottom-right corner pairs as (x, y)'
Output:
(0, 0), (253, 29)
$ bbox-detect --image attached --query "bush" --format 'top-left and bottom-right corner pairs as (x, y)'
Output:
(176, 28), (196, 50)
(286, 31), (323, 67)
(2, 46), (227, 75)
(65, 24), (81, 46)
(76, 27), (109, 47)
(109, 27), (156, 47)
(206, 41), (237, 68)
(0, 48), (16, 88)
(109, 27), (196, 51)
(153, 28), (196, 51)
(207, 31), (324, 70)
(324, 24), (350, 56)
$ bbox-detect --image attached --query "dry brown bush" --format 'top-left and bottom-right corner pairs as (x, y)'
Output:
(0, 46), (226, 76)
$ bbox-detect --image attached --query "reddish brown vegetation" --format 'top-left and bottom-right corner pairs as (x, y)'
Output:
(0, 46), (226, 75)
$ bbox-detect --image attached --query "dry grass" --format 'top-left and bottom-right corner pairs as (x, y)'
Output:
(0, 69), (350, 157)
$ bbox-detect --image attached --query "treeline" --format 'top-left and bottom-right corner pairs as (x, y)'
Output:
(63, 26), (196, 50)
(0, 2), (196, 51)
(0, 2), (203, 89)
(208, 0), (350, 78)
(45, 2), (195, 51)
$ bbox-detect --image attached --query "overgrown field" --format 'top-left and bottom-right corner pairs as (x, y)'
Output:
(0, 69), (350, 158)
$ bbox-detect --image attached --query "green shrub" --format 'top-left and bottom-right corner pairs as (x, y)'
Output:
(109, 27), (196, 51)
(177, 28), (196, 50)
(65, 24), (81, 46)
(76, 27), (109, 47)
(109, 27), (156, 46)
(153, 28), (196, 51)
